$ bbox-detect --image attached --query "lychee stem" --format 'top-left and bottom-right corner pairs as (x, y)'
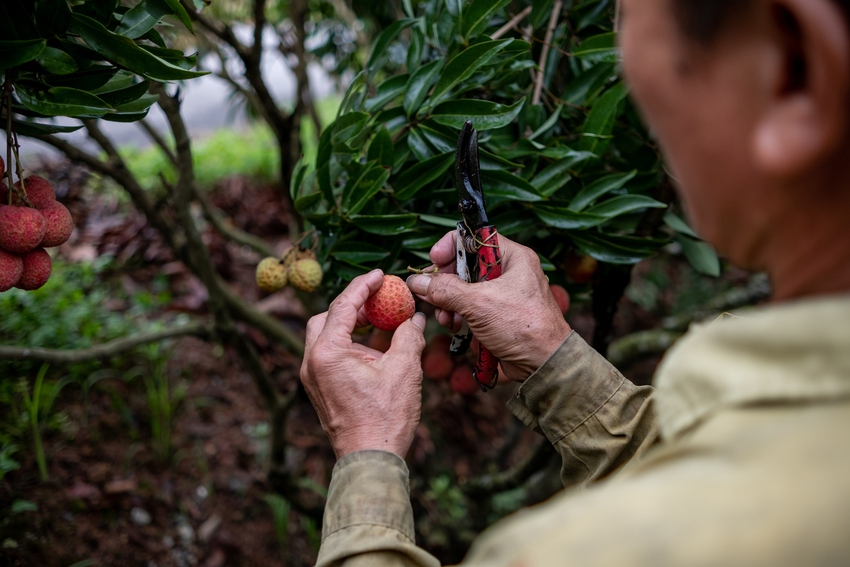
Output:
(3, 74), (13, 205)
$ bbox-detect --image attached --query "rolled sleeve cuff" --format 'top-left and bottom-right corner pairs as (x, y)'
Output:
(507, 331), (626, 445)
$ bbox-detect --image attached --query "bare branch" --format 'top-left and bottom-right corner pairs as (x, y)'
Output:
(607, 329), (683, 369)
(491, 6), (532, 40)
(138, 118), (177, 165)
(0, 322), (211, 363)
(533, 0), (563, 106)
(194, 186), (277, 258)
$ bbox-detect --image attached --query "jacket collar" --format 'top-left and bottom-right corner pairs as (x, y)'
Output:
(654, 294), (850, 439)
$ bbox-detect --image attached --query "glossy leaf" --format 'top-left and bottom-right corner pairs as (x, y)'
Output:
(429, 40), (512, 105)
(404, 59), (443, 117)
(393, 152), (454, 200)
(17, 85), (113, 117)
(481, 170), (543, 202)
(571, 232), (658, 264)
(94, 79), (151, 107)
(677, 235), (721, 277)
(532, 205), (607, 230)
(407, 26), (424, 70)
(531, 150), (596, 196)
(36, 46), (78, 75)
(68, 14), (207, 81)
(332, 111), (370, 146)
(573, 33), (619, 64)
(160, 0), (194, 33)
(569, 170), (637, 210)
(663, 212), (699, 239)
(116, 0), (171, 38)
(462, 0), (511, 40)
(528, 104), (563, 141)
(585, 194), (667, 217)
(367, 127), (394, 169)
(342, 162), (391, 216)
(431, 98), (525, 130)
(563, 62), (616, 106)
(364, 74), (409, 112)
(366, 19), (416, 75)
(2, 119), (83, 136)
(407, 128), (434, 161)
(294, 192), (323, 214)
(0, 39), (46, 70)
(419, 214), (458, 228)
(112, 93), (158, 113)
(577, 82), (628, 155)
(351, 214), (418, 235)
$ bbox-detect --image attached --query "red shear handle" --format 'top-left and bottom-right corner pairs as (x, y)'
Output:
(473, 226), (502, 390)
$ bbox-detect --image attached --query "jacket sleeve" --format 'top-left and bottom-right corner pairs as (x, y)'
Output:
(507, 330), (659, 488)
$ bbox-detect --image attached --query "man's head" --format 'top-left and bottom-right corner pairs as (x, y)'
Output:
(620, 0), (850, 298)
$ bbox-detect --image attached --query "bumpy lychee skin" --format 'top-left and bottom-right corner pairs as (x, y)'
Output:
(364, 275), (415, 331)
(0, 205), (47, 254)
(13, 176), (55, 209)
(256, 257), (288, 292)
(39, 201), (74, 248)
(289, 258), (323, 292)
(0, 249), (23, 292)
(16, 248), (52, 291)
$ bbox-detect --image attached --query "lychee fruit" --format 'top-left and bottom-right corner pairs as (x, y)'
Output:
(450, 365), (479, 395)
(549, 284), (570, 315)
(564, 253), (598, 284)
(366, 329), (393, 353)
(423, 350), (454, 381)
(13, 176), (55, 209)
(256, 257), (288, 292)
(16, 248), (51, 290)
(364, 275), (415, 331)
(0, 205), (47, 254)
(289, 258), (323, 292)
(39, 201), (74, 248)
(0, 249), (23, 292)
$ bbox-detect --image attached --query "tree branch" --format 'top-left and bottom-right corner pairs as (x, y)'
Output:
(462, 439), (555, 497)
(533, 0), (563, 106)
(491, 6), (532, 40)
(606, 329), (683, 369)
(194, 186), (277, 258)
(138, 118), (177, 165)
(0, 322), (211, 363)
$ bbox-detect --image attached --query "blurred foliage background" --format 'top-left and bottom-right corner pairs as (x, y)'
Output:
(0, 1), (768, 566)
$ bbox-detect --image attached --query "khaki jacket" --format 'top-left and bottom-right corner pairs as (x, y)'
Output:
(317, 295), (850, 566)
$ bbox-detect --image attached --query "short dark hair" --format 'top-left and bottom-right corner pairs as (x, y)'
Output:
(672, 0), (850, 43)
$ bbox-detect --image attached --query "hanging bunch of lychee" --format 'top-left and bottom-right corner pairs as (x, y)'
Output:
(255, 246), (323, 293)
(0, 158), (74, 292)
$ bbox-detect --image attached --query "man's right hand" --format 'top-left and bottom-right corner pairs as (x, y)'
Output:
(407, 231), (572, 383)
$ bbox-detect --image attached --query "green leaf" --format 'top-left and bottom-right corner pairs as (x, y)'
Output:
(462, 0), (511, 40)
(35, 0), (72, 37)
(112, 93), (158, 113)
(419, 214), (458, 228)
(116, 0), (171, 38)
(577, 82), (628, 155)
(564, 62), (616, 106)
(17, 85), (113, 117)
(1, 118), (82, 136)
(478, 149), (522, 171)
(290, 156), (309, 201)
(531, 150), (596, 196)
(100, 111), (149, 123)
(46, 63), (118, 91)
(532, 205), (607, 230)
(393, 152), (454, 200)
(160, 0), (194, 33)
(569, 170), (637, 210)
(480, 169), (543, 202)
(417, 122), (456, 153)
(677, 235), (720, 277)
(407, 128), (434, 161)
(36, 46), (78, 75)
(342, 162), (391, 216)
(431, 98), (525, 130)
(364, 74), (409, 113)
(366, 19), (416, 75)
(94, 79), (151, 107)
(429, 40), (511, 106)
(139, 46), (198, 70)
(404, 59), (443, 117)
(573, 32), (620, 64)
(332, 111), (370, 146)
(528, 104), (563, 141)
(407, 26), (424, 70)
(294, 192), (323, 214)
(663, 212), (699, 239)
(10, 500), (37, 514)
(0, 39), (46, 70)
(351, 214), (418, 235)
(330, 242), (391, 264)
(530, 0), (556, 29)
(68, 14), (207, 81)
(585, 194), (667, 217)
(571, 232), (657, 264)
(403, 233), (442, 249)
(367, 127), (394, 169)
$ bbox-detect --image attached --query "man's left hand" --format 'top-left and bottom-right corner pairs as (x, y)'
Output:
(300, 269), (427, 459)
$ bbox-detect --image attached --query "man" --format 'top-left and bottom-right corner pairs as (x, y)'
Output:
(299, 0), (850, 564)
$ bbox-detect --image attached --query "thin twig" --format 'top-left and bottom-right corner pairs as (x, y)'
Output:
(194, 186), (277, 258)
(491, 6), (532, 40)
(0, 322), (211, 363)
(138, 118), (177, 165)
(533, 0), (563, 106)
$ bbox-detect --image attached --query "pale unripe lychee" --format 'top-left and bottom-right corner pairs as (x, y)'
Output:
(16, 248), (51, 291)
(39, 201), (74, 247)
(256, 257), (288, 292)
(13, 176), (55, 209)
(289, 258), (323, 292)
(0, 205), (47, 254)
(0, 248), (23, 292)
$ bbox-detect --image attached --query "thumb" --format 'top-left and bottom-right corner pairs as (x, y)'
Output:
(407, 272), (475, 314)
(385, 312), (427, 360)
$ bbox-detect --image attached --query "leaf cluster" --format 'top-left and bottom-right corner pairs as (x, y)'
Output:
(0, 0), (207, 134)
(295, 0), (715, 294)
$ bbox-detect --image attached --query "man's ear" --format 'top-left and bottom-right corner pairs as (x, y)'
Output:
(753, 0), (850, 177)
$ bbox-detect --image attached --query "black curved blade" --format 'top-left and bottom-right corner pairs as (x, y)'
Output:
(455, 120), (489, 231)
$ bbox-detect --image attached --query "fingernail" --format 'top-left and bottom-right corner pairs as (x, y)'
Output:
(407, 274), (431, 295)
(412, 312), (426, 330)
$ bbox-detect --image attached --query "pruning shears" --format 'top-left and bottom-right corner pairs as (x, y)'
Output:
(450, 121), (503, 392)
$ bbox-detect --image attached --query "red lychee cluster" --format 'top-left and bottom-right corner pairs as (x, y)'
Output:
(421, 333), (483, 395)
(0, 164), (74, 292)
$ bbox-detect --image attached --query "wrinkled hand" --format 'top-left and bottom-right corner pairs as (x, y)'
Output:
(300, 270), (427, 459)
(407, 232), (571, 383)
